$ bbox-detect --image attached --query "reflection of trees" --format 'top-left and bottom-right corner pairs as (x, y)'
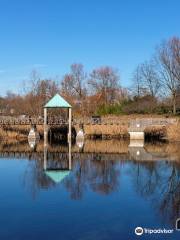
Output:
(158, 164), (180, 224)
(131, 162), (160, 198)
(63, 157), (120, 199)
(64, 160), (87, 200)
(130, 161), (180, 225)
(22, 153), (120, 200)
(23, 152), (71, 199)
(23, 160), (55, 199)
(20, 140), (180, 226)
(89, 160), (119, 195)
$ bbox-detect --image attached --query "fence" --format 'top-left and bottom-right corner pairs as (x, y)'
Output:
(0, 116), (177, 128)
(128, 118), (177, 132)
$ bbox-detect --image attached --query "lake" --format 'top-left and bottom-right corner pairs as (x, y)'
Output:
(0, 139), (180, 240)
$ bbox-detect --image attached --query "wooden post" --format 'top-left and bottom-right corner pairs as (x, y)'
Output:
(68, 108), (72, 143)
(68, 139), (72, 170)
(44, 108), (48, 145)
(44, 143), (47, 170)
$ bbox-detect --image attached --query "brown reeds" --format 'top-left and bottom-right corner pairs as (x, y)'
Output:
(84, 124), (129, 139)
(0, 127), (26, 140)
(144, 126), (166, 139)
(0, 125), (44, 141)
(166, 122), (180, 142)
(84, 139), (129, 153)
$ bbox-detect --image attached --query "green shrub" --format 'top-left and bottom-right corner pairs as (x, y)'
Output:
(95, 104), (123, 115)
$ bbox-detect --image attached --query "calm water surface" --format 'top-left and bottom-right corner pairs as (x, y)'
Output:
(0, 140), (180, 240)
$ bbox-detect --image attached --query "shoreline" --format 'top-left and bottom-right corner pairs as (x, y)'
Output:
(0, 120), (180, 142)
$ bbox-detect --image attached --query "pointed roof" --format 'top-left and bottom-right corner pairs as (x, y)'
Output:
(45, 170), (70, 183)
(44, 94), (71, 108)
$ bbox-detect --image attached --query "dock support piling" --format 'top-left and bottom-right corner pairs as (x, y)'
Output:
(44, 108), (48, 145)
(68, 108), (72, 143)
(68, 140), (72, 170)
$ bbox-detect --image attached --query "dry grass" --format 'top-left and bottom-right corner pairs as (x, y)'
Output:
(101, 114), (172, 121)
(145, 141), (180, 162)
(84, 139), (129, 153)
(84, 115), (177, 139)
(144, 126), (166, 139)
(84, 124), (129, 138)
(166, 121), (180, 142)
(0, 127), (26, 140)
(0, 124), (44, 141)
(145, 142), (168, 153)
(0, 139), (129, 154)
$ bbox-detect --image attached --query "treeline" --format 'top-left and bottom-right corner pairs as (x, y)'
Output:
(0, 36), (180, 117)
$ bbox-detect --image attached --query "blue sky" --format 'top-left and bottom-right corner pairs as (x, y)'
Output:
(0, 0), (180, 95)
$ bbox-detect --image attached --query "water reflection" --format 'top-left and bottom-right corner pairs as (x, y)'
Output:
(43, 140), (72, 183)
(76, 138), (84, 151)
(64, 157), (120, 199)
(0, 139), (180, 227)
(28, 137), (39, 150)
(128, 160), (180, 225)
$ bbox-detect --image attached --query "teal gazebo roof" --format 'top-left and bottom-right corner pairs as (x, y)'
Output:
(45, 170), (70, 183)
(44, 94), (71, 108)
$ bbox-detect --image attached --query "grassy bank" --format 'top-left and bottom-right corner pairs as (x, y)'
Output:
(0, 125), (44, 141)
(0, 127), (27, 141)
(166, 122), (180, 142)
(84, 124), (129, 139)
(0, 115), (179, 141)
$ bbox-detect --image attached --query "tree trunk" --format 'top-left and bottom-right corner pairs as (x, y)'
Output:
(172, 93), (176, 115)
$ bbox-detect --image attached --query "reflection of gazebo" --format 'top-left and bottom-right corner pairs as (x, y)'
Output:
(43, 139), (72, 184)
(45, 170), (70, 183)
(44, 151), (71, 183)
(43, 151), (71, 183)
(44, 94), (72, 142)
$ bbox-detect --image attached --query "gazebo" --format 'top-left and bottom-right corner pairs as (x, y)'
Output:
(44, 94), (72, 142)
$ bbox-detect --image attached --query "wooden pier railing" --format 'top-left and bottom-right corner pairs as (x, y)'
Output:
(0, 116), (127, 126)
(128, 118), (177, 131)
(0, 116), (177, 128)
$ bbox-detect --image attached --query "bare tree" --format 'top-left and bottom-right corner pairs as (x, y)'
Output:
(35, 79), (59, 101)
(88, 66), (120, 104)
(22, 70), (41, 95)
(61, 63), (87, 102)
(140, 61), (161, 97)
(156, 37), (180, 114)
(171, 37), (180, 82)
(21, 70), (59, 116)
(132, 61), (161, 98)
(132, 65), (145, 97)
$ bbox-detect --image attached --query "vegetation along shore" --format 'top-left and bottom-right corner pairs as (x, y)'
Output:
(0, 115), (180, 142)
